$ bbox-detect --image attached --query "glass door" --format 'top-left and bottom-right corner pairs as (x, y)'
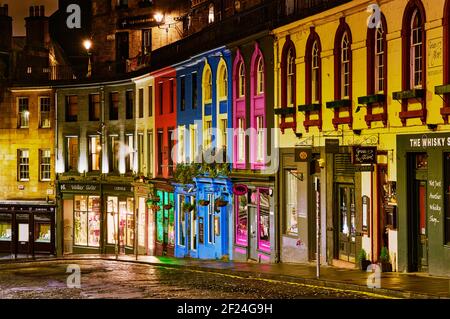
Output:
(337, 184), (356, 262)
(16, 214), (30, 255)
(119, 201), (127, 254)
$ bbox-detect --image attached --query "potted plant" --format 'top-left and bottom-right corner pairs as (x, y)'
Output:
(198, 199), (210, 206)
(357, 249), (371, 271)
(379, 246), (392, 272)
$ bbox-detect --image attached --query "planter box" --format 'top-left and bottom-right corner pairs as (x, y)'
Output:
(358, 94), (385, 105)
(435, 84), (450, 95)
(359, 260), (372, 271)
(274, 107), (296, 115)
(379, 261), (392, 272)
(298, 103), (321, 112)
(392, 89), (425, 101)
(326, 99), (352, 109)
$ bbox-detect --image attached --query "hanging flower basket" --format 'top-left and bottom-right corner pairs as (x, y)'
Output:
(183, 202), (196, 213)
(149, 204), (160, 211)
(215, 198), (228, 207)
(163, 203), (173, 210)
(198, 200), (210, 207)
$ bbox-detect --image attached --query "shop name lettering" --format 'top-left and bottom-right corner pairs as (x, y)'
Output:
(409, 137), (450, 147)
(61, 184), (96, 191)
(355, 149), (375, 162)
(428, 180), (442, 225)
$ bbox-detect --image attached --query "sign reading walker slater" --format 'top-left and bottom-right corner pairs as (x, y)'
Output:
(60, 183), (99, 192)
(352, 146), (377, 165)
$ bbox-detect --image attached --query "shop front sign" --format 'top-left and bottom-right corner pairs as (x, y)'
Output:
(295, 147), (312, 163)
(60, 183), (99, 192)
(352, 146), (377, 165)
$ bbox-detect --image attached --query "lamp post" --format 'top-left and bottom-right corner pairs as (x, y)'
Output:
(83, 39), (92, 78)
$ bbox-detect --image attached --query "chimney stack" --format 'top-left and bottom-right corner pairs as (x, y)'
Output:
(0, 4), (12, 51)
(26, 5), (50, 49)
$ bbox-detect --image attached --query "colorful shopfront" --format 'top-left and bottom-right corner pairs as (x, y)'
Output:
(193, 177), (233, 260)
(232, 180), (275, 263)
(0, 201), (55, 256)
(151, 184), (175, 257)
(174, 183), (197, 258)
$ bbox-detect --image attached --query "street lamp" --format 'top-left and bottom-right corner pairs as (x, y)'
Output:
(154, 12), (164, 24)
(83, 39), (93, 78)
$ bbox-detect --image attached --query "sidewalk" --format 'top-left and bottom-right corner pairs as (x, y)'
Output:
(1, 254), (449, 299)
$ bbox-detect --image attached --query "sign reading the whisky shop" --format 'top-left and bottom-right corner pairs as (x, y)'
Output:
(352, 146), (377, 165)
(409, 136), (450, 148)
(60, 183), (99, 192)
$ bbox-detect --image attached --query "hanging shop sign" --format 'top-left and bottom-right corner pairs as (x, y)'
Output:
(295, 147), (312, 163)
(233, 184), (248, 196)
(325, 139), (340, 154)
(352, 146), (377, 165)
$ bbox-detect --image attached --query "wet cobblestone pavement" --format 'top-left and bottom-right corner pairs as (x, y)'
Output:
(0, 260), (381, 299)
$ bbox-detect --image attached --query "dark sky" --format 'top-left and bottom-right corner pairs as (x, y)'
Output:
(3, 0), (58, 36)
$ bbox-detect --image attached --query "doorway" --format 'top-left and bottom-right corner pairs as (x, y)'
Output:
(15, 214), (30, 255)
(336, 184), (356, 262)
(248, 205), (258, 261)
(408, 153), (428, 272)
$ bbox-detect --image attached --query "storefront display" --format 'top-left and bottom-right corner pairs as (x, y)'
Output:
(74, 195), (100, 247)
(235, 194), (248, 246)
(34, 214), (51, 243)
(0, 214), (12, 241)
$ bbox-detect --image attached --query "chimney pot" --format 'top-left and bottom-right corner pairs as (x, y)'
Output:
(40, 5), (45, 17)
(29, 6), (34, 17)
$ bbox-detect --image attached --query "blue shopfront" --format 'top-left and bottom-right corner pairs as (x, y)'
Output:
(174, 177), (233, 260)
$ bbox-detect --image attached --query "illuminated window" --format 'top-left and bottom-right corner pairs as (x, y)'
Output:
(40, 149), (51, 181)
(39, 97), (51, 128)
(341, 33), (350, 98)
(238, 118), (245, 163)
(89, 135), (101, 171)
(257, 56), (264, 94)
(18, 149), (29, 181)
(238, 62), (245, 98)
(287, 48), (295, 106)
(74, 196), (101, 247)
(204, 68), (212, 102)
(375, 25), (385, 93)
(311, 41), (320, 103)
(208, 3), (214, 23)
(18, 97), (29, 128)
(411, 9), (423, 88)
(66, 136), (79, 172)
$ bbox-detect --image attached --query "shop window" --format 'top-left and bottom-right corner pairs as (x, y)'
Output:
(109, 92), (119, 121)
(89, 94), (100, 121)
(235, 193), (248, 246)
(39, 97), (51, 128)
(258, 189), (270, 252)
(285, 170), (298, 235)
(445, 154), (450, 245)
(66, 136), (79, 172)
(18, 97), (29, 128)
(178, 195), (186, 246)
(126, 198), (135, 247)
(107, 197), (118, 244)
(34, 214), (51, 243)
(88, 135), (101, 172)
(126, 90), (134, 120)
(106, 197), (134, 247)
(416, 153), (428, 169)
(65, 95), (78, 122)
(0, 213), (12, 242)
(190, 196), (197, 250)
(74, 196), (100, 247)
(39, 149), (51, 181)
(18, 149), (30, 181)
(156, 191), (164, 243)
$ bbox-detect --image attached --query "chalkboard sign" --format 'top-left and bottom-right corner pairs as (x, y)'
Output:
(352, 146), (377, 165)
(198, 217), (204, 244)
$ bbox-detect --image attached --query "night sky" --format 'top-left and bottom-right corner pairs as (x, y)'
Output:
(2, 0), (58, 36)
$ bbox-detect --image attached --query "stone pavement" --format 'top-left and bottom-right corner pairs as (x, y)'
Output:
(1, 253), (449, 299)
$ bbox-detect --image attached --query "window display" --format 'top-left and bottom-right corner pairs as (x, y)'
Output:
(258, 190), (270, 252)
(34, 214), (51, 243)
(126, 198), (134, 247)
(168, 192), (175, 246)
(0, 214), (12, 241)
(235, 193), (248, 246)
(74, 195), (100, 247)
(285, 170), (298, 235)
(107, 196), (118, 244)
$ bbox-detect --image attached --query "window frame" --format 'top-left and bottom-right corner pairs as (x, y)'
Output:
(18, 149), (30, 181)
(39, 149), (51, 181)
(39, 96), (51, 128)
(18, 97), (30, 128)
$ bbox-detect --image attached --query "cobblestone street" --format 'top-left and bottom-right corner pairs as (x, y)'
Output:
(0, 260), (383, 299)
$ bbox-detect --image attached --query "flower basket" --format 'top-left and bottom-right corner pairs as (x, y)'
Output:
(198, 200), (210, 207)
(183, 202), (195, 213)
(163, 203), (173, 210)
(149, 204), (160, 211)
(215, 199), (228, 207)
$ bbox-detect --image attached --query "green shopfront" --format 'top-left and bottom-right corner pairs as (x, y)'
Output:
(397, 133), (450, 276)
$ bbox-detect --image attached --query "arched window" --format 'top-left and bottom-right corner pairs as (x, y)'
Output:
(375, 25), (385, 93)
(238, 62), (245, 97)
(208, 3), (215, 24)
(411, 9), (423, 88)
(218, 64), (228, 99)
(341, 33), (350, 99)
(311, 41), (320, 103)
(256, 56), (264, 94)
(204, 67), (212, 102)
(287, 48), (295, 106)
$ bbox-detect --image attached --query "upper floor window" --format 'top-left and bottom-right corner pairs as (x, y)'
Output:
(180, 77), (186, 111)
(208, 3), (215, 24)
(89, 94), (100, 121)
(341, 33), (351, 99)
(40, 149), (51, 181)
(126, 90), (134, 120)
(238, 62), (245, 98)
(192, 73), (198, 109)
(66, 136), (79, 172)
(311, 41), (321, 103)
(375, 25), (385, 93)
(218, 64), (228, 99)
(287, 48), (295, 106)
(204, 68), (212, 102)
(256, 56), (264, 95)
(142, 29), (152, 55)
(88, 135), (101, 172)
(169, 80), (174, 113)
(139, 88), (144, 118)
(18, 97), (29, 128)
(109, 92), (119, 121)
(18, 149), (30, 181)
(39, 97), (51, 128)
(411, 9), (423, 88)
(125, 134), (134, 172)
(65, 95), (78, 122)
(159, 82), (164, 114)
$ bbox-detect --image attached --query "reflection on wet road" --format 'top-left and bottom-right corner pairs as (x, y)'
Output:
(0, 260), (382, 299)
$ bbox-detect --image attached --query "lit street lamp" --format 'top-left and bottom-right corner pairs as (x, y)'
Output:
(83, 39), (93, 78)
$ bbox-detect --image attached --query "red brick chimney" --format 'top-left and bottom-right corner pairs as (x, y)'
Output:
(0, 4), (12, 51)
(25, 5), (50, 49)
